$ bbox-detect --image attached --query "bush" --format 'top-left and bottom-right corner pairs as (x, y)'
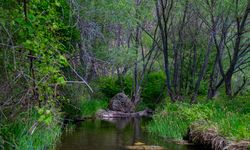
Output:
(198, 80), (209, 95)
(141, 71), (166, 108)
(96, 76), (133, 99)
(96, 72), (166, 109)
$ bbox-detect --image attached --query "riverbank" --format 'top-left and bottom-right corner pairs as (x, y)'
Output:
(56, 118), (200, 150)
(147, 96), (250, 149)
(0, 107), (62, 149)
(0, 97), (110, 149)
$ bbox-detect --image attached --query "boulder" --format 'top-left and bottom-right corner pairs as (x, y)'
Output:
(109, 93), (135, 113)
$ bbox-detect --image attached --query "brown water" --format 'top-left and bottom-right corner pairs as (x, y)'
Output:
(56, 118), (200, 150)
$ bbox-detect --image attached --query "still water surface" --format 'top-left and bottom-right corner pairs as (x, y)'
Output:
(56, 118), (200, 150)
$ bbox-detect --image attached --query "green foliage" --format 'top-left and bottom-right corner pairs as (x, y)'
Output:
(0, 108), (62, 149)
(61, 84), (108, 118)
(60, 84), (90, 118)
(80, 0), (136, 27)
(1, 0), (250, 148)
(147, 97), (250, 140)
(108, 46), (137, 67)
(62, 98), (108, 118)
(97, 76), (133, 99)
(141, 71), (166, 108)
(80, 99), (108, 117)
(96, 72), (166, 109)
(0, 1), (77, 149)
(0, 0), (78, 105)
(198, 81), (209, 95)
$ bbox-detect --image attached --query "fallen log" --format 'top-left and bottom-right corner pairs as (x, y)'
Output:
(96, 109), (153, 119)
(188, 122), (250, 150)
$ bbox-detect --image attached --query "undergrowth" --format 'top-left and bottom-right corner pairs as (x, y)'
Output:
(147, 96), (250, 141)
(0, 107), (62, 149)
(80, 99), (108, 117)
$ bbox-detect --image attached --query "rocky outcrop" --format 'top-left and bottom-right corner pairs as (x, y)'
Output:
(109, 93), (135, 113)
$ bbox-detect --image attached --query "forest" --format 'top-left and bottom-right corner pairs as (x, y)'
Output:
(0, 0), (250, 150)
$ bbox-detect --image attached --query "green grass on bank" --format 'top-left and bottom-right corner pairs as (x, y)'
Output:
(147, 96), (250, 141)
(0, 99), (108, 149)
(80, 99), (108, 117)
(0, 107), (62, 149)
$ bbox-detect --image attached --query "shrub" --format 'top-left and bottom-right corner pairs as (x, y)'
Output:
(141, 71), (166, 108)
(96, 72), (166, 109)
(97, 76), (133, 99)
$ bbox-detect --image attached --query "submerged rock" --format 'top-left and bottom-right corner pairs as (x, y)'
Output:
(109, 93), (135, 113)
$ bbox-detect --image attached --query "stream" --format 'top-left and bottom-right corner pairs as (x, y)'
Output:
(56, 118), (200, 150)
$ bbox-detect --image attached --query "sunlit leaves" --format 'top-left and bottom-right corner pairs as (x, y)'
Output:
(0, 0), (76, 105)
(37, 107), (53, 125)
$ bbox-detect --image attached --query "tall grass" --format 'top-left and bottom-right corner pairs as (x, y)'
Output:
(80, 99), (108, 117)
(0, 107), (62, 149)
(147, 97), (250, 141)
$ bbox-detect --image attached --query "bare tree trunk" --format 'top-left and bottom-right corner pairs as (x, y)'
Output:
(207, 56), (220, 99)
(131, 0), (142, 105)
(190, 41), (197, 92)
(156, 0), (175, 102)
(191, 34), (213, 103)
(172, 0), (188, 99)
(224, 1), (250, 96)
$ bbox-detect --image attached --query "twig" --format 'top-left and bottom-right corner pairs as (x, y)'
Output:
(68, 64), (94, 93)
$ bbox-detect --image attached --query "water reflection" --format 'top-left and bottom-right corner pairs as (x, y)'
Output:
(56, 118), (199, 150)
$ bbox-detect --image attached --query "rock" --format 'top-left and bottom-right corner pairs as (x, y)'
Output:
(109, 93), (135, 113)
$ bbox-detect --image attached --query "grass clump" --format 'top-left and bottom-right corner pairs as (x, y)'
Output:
(147, 97), (250, 141)
(0, 107), (62, 149)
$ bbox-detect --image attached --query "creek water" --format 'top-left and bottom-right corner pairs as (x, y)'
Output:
(56, 118), (200, 150)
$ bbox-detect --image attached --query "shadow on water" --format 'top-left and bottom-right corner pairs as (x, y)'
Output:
(56, 118), (201, 150)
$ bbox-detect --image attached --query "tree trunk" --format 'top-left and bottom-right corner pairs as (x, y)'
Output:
(225, 74), (233, 96)
(224, 1), (250, 96)
(191, 34), (213, 103)
(156, 0), (175, 102)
